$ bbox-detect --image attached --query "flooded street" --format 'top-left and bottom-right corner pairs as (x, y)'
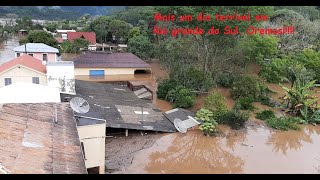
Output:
(0, 36), (20, 64)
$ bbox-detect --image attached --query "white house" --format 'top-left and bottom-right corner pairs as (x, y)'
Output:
(46, 61), (75, 95)
(13, 43), (59, 62)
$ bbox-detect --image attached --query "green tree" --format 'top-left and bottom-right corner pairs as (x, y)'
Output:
(73, 38), (90, 50)
(128, 27), (141, 39)
(84, 16), (112, 43)
(15, 16), (33, 31)
(19, 30), (58, 48)
(241, 35), (279, 64)
(128, 34), (154, 60)
(156, 6), (273, 75)
(108, 19), (132, 43)
(44, 22), (58, 32)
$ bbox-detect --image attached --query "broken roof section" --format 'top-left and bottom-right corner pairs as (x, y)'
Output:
(62, 80), (176, 132)
(73, 52), (151, 69)
(0, 103), (87, 174)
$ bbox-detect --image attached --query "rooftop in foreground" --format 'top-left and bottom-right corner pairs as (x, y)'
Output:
(61, 80), (176, 132)
(0, 103), (87, 174)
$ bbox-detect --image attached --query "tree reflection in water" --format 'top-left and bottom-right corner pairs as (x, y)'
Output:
(266, 125), (320, 155)
(144, 130), (246, 174)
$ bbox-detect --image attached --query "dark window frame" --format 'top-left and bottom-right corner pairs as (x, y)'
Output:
(32, 77), (40, 84)
(43, 53), (48, 61)
(4, 78), (12, 86)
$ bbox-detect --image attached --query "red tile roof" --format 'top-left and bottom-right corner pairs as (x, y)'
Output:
(0, 103), (87, 174)
(73, 52), (151, 69)
(0, 54), (46, 74)
(67, 32), (96, 45)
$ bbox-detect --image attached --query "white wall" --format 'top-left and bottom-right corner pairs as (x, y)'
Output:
(47, 63), (75, 94)
(0, 65), (47, 88)
(77, 123), (106, 169)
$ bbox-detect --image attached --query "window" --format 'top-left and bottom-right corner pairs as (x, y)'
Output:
(16, 53), (20, 57)
(32, 77), (40, 84)
(43, 54), (48, 61)
(28, 53), (33, 57)
(4, 78), (12, 86)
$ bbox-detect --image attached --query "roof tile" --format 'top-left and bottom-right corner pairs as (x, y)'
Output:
(0, 54), (46, 74)
(67, 32), (96, 45)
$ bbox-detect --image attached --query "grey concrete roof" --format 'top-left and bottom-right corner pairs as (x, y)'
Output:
(61, 80), (177, 133)
(13, 43), (59, 53)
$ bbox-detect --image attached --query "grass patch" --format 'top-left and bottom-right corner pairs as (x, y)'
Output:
(266, 117), (301, 131)
(235, 97), (255, 111)
(256, 110), (276, 120)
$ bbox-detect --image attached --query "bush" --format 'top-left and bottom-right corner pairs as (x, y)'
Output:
(297, 49), (320, 81)
(169, 66), (214, 92)
(216, 72), (236, 87)
(235, 97), (255, 111)
(266, 117), (300, 131)
(230, 76), (267, 100)
(157, 79), (177, 100)
(204, 91), (228, 119)
(166, 86), (195, 108)
(196, 108), (218, 136)
(256, 110), (276, 120)
(258, 96), (275, 107)
(218, 107), (249, 129)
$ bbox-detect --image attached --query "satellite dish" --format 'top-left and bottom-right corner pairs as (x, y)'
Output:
(174, 118), (187, 133)
(70, 97), (90, 114)
(174, 116), (201, 133)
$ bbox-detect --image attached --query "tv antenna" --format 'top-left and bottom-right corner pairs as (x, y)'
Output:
(70, 97), (90, 114)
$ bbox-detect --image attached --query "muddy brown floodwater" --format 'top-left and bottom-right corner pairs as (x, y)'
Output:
(0, 36), (20, 64)
(107, 123), (320, 174)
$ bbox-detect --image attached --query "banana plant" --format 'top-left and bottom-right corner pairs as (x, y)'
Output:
(281, 78), (320, 112)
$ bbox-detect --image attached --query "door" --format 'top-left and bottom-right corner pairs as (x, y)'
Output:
(89, 70), (105, 76)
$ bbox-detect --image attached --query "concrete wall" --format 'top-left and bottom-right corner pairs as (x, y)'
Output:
(77, 123), (106, 171)
(15, 52), (57, 62)
(0, 65), (47, 88)
(75, 67), (151, 76)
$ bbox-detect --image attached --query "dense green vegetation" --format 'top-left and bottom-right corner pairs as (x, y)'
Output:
(19, 30), (58, 48)
(256, 110), (276, 120)
(0, 6), (124, 20)
(204, 91), (228, 119)
(60, 38), (90, 53)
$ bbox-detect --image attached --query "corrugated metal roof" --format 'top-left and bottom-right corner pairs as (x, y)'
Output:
(73, 52), (151, 69)
(13, 43), (59, 53)
(0, 103), (87, 174)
